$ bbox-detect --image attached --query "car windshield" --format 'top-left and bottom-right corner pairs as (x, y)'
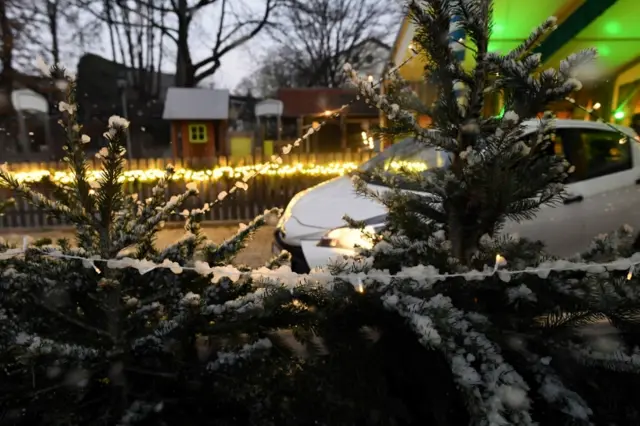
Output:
(358, 137), (449, 177)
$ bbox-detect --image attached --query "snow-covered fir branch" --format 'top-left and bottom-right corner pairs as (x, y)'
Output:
(528, 354), (592, 422)
(383, 292), (535, 425)
(118, 400), (163, 426)
(13, 332), (102, 360)
(344, 64), (458, 151)
(568, 341), (640, 373)
(0, 165), (83, 224)
(207, 338), (273, 371)
(202, 208), (281, 265)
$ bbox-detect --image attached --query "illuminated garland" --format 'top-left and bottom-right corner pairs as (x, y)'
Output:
(1, 240), (637, 285)
(5, 161), (429, 184)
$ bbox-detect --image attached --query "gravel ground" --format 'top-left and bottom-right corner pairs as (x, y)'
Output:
(0, 224), (276, 267)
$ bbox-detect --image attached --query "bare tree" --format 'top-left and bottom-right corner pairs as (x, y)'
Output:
(0, 0), (39, 98)
(159, 0), (280, 87)
(21, 0), (101, 69)
(264, 0), (399, 89)
(110, 0), (162, 98)
(0, 0), (16, 101)
(74, 0), (169, 99)
(81, 0), (279, 88)
(234, 46), (305, 97)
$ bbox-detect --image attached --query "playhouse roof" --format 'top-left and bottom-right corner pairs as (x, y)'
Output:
(162, 88), (229, 120)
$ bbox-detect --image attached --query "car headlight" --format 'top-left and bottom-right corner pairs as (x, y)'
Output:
(317, 226), (377, 250)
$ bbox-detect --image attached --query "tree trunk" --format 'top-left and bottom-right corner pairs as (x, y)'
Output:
(154, 8), (166, 97)
(174, 0), (195, 87)
(104, 0), (118, 61)
(445, 156), (479, 265)
(46, 1), (60, 64)
(0, 0), (15, 99)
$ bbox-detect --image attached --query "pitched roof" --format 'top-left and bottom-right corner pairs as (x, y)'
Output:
(276, 88), (378, 118)
(162, 88), (230, 120)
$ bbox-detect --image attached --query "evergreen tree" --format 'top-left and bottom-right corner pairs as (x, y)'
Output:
(0, 66), (331, 426)
(2, 2), (640, 425)
(324, 0), (640, 424)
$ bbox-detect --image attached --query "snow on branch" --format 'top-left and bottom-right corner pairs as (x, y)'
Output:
(501, 17), (558, 62)
(202, 208), (280, 265)
(4, 242), (640, 291)
(343, 64), (457, 151)
(383, 292), (535, 425)
(530, 357), (593, 421)
(0, 165), (87, 225)
(487, 44), (597, 118)
(569, 342), (640, 373)
(207, 338), (273, 371)
(14, 332), (102, 360)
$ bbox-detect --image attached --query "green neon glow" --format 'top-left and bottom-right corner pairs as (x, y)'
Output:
(492, 23), (505, 34)
(614, 111), (625, 120)
(604, 21), (622, 35)
(598, 45), (612, 57)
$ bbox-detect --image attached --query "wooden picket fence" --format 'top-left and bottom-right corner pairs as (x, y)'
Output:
(0, 152), (375, 229)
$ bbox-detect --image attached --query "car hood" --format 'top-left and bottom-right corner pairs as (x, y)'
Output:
(288, 176), (387, 231)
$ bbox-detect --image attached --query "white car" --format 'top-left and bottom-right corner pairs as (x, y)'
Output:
(274, 120), (640, 273)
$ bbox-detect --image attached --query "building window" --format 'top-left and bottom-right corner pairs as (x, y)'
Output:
(188, 124), (208, 143)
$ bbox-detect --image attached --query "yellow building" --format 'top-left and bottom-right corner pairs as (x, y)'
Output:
(386, 0), (640, 127)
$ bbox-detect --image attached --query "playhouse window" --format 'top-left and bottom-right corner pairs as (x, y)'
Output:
(188, 124), (208, 143)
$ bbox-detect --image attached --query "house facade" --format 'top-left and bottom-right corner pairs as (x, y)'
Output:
(276, 88), (380, 153)
(385, 0), (639, 128)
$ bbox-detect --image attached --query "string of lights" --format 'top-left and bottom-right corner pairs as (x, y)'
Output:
(4, 161), (428, 185)
(1, 41), (637, 286)
(6, 46), (630, 188)
(1, 240), (637, 288)
(564, 96), (639, 140)
(1, 48), (420, 208)
(204, 50), (422, 203)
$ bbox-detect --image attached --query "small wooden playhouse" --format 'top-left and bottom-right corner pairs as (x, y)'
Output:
(162, 88), (230, 159)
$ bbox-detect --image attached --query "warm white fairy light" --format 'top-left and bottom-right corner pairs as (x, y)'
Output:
(493, 254), (507, 272)
(3, 49), (420, 213)
(3, 245), (640, 287)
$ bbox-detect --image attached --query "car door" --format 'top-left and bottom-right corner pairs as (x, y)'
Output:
(502, 128), (590, 256)
(503, 126), (640, 257)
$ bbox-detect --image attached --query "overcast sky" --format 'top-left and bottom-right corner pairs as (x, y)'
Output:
(73, 0), (271, 91)
(73, 0), (400, 91)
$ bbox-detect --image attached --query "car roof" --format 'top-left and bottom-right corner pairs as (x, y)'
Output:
(521, 119), (637, 137)
(393, 119), (638, 148)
